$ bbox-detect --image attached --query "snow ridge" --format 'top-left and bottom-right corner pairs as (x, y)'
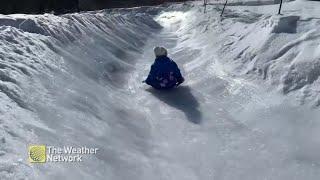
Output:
(0, 8), (162, 179)
(172, 1), (320, 106)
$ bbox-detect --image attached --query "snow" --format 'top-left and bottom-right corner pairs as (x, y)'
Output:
(0, 0), (320, 179)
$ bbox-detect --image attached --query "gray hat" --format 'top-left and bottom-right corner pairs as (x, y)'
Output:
(154, 46), (168, 57)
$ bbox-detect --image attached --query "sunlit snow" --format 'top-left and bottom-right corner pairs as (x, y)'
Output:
(1, 0), (320, 179)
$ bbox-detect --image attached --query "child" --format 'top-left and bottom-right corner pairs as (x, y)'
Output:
(144, 47), (184, 89)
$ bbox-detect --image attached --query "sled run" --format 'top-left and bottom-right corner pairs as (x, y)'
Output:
(1, 0), (320, 179)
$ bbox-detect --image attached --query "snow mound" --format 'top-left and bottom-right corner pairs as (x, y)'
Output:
(171, 0), (320, 106)
(205, 0), (294, 6)
(0, 8), (162, 179)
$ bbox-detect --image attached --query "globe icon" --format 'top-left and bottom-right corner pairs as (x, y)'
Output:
(29, 146), (46, 163)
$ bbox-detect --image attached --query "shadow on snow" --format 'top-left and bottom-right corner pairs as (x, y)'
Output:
(146, 86), (202, 124)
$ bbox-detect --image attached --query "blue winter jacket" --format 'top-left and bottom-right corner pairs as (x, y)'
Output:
(145, 56), (184, 89)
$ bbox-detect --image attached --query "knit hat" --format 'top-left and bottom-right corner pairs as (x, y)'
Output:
(154, 46), (168, 57)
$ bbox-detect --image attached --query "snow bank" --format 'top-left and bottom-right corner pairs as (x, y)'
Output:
(0, 8), (162, 179)
(203, 0), (294, 6)
(167, 0), (320, 106)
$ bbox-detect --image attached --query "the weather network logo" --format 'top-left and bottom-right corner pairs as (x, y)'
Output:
(28, 144), (99, 163)
(29, 145), (47, 163)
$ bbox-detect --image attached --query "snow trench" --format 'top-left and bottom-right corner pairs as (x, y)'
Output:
(1, 1), (320, 180)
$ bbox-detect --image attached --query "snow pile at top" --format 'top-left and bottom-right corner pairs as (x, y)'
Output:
(166, 0), (320, 106)
(202, 0), (294, 6)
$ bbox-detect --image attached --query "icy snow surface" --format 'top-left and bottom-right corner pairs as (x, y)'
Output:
(0, 0), (320, 179)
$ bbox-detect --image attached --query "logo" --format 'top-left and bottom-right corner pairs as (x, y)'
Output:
(28, 145), (99, 163)
(29, 145), (46, 163)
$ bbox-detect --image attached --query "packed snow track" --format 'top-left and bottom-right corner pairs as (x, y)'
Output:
(1, 1), (320, 180)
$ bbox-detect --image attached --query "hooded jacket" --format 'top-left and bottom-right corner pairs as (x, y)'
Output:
(145, 56), (184, 89)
